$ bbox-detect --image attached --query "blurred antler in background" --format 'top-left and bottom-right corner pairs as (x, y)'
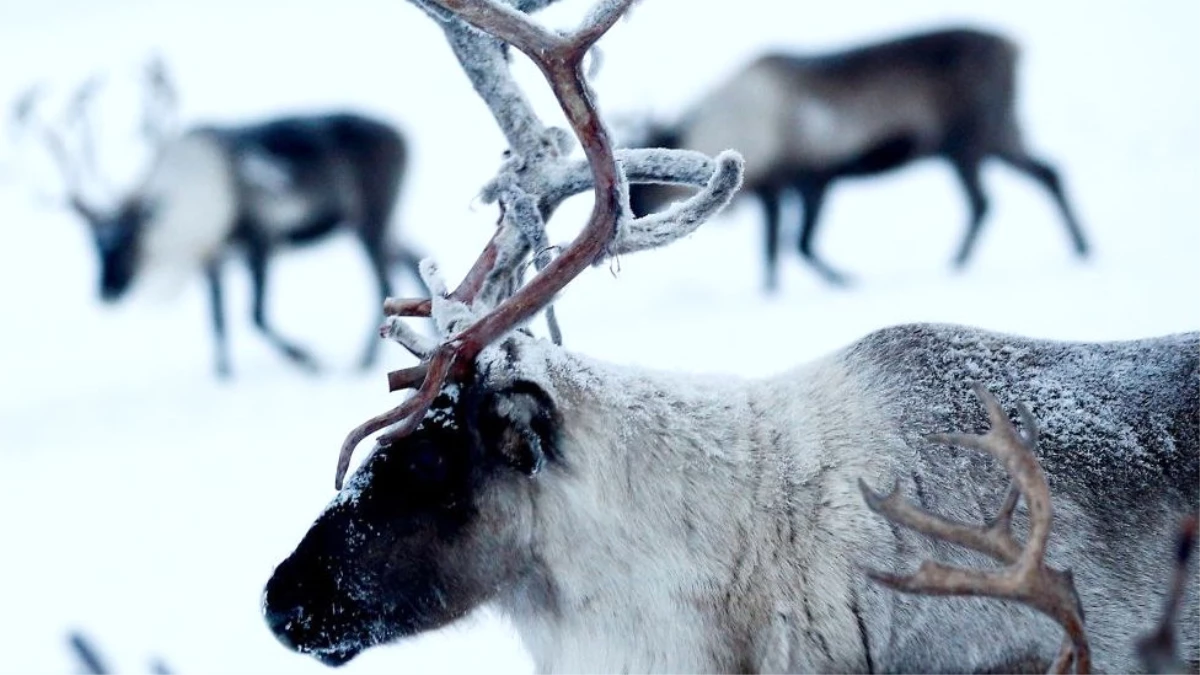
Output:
(334, 0), (745, 489)
(140, 53), (179, 148)
(7, 73), (110, 210)
(66, 630), (172, 675)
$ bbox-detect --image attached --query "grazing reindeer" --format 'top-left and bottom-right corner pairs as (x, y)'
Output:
(261, 3), (1195, 672)
(15, 59), (423, 376)
(628, 27), (1091, 289)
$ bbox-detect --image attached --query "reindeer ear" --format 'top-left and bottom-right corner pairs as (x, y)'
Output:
(472, 381), (559, 476)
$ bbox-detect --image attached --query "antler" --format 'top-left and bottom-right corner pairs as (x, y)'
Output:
(858, 383), (1091, 674)
(333, 0), (744, 489)
(9, 75), (106, 213)
(1135, 513), (1198, 674)
(139, 54), (180, 155)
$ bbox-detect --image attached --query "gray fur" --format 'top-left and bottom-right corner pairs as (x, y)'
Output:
(627, 27), (1090, 289)
(265, 323), (1198, 673)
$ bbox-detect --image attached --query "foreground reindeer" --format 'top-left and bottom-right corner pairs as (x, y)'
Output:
(15, 60), (421, 376)
(262, 2), (1196, 672)
(628, 27), (1090, 288)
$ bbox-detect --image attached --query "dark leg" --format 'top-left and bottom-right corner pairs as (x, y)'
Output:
(756, 186), (783, 293)
(357, 240), (394, 370)
(246, 245), (319, 372)
(390, 243), (431, 297)
(949, 156), (990, 268)
(796, 180), (848, 285)
(997, 152), (1090, 258)
(205, 261), (231, 379)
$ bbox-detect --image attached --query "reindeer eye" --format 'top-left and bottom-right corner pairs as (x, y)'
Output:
(407, 443), (448, 484)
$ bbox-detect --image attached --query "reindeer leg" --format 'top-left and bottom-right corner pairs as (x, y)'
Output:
(997, 152), (1090, 259)
(390, 243), (432, 297)
(949, 156), (991, 268)
(205, 262), (231, 379)
(755, 186), (783, 293)
(358, 241), (394, 371)
(797, 180), (849, 286)
(246, 244), (320, 373)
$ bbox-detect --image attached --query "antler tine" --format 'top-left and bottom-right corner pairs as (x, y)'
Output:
(859, 383), (1091, 674)
(140, 54), (179, 147)
(333, 0), (637, 487)
(10, 80), (95, 212)
(61, 74), (109, 195)
(1135, 513), (1198, 674)
(10, 83), (44, 132)
(335, 348), (458, 489)
(337, 0), (742, 490)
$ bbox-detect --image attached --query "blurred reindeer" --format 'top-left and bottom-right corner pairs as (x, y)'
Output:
(12, 57), (423, 377)
(628, 27), (1091, 289)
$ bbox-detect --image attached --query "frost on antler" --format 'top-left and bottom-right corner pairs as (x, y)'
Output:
(333, 0), (744, 489)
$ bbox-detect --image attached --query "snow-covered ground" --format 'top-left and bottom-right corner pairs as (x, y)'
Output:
(0, 0), (1197, 672)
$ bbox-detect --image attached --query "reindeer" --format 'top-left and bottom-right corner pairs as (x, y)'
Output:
(14, 59), (423, 376)
(627, 27), (1091, 289)
(261, 2), (1195, 672)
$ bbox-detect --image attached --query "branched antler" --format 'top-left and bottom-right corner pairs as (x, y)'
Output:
(1135, 513), (1198, 674)
(858, 383), (1091, 674)
(9, 76), (107, 212)
(333, 0), (744, 489)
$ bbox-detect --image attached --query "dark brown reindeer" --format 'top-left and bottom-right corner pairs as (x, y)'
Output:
(628, 27), (1091, 289)
(14, 58), (423, 377)
(262, 2), (1196, 672)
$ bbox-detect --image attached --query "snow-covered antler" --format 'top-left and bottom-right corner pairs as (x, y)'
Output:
(334, 0), (744, 489)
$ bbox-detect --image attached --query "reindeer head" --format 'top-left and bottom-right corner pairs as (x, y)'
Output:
(259, 0), (741, 666)
(76, 196), (161, 301)
(263, 374), (559, 665)
(13, 55), (179, 302)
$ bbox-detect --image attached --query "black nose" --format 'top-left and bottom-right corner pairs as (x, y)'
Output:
(314, 649), (357, 667)
(262, 590), (302, 651)
(263, 558), (314, 651)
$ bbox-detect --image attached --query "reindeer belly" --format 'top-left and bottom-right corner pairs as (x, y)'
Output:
(791, 95), (940, 169)
(238, 151), (344, 242)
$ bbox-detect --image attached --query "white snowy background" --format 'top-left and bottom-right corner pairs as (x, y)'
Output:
(0, 0), (1197, 672)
